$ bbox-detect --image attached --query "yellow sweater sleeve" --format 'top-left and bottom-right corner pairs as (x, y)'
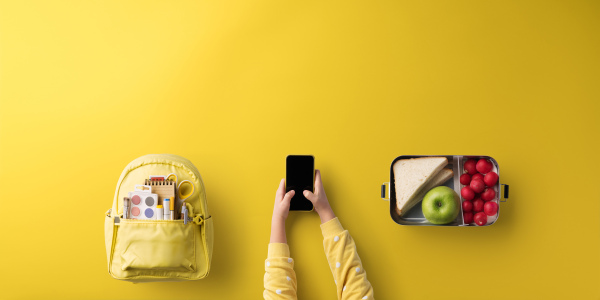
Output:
(264, 243), (297, 300)
(321, 217), (375, 300)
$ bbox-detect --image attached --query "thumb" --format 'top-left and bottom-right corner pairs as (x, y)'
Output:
(282, 190), (295, 206)
(303, 190), (317, 204)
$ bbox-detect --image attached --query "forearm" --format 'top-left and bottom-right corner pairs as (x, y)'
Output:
(316, 206), (336, 224)
(270, 217), (287, 243)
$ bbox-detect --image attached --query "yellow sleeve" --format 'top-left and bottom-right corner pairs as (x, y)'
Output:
(322, 218), (375, 300)
(264, 243), (297, 300)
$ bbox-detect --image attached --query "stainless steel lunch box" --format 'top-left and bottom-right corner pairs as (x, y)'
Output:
(381, 155), (509, 226)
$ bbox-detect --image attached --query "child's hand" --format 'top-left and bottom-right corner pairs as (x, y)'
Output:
(303, 170), (336, 224)
(272, 178), (295, 222)
(270, 179), (294, 243)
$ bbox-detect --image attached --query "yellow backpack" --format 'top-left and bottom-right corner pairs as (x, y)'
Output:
(104, 154), (213, 282)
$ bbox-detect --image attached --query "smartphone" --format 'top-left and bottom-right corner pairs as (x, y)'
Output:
(286, 155), (315, 211)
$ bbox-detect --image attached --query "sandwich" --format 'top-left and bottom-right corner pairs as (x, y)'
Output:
(393, 157), (451, 216)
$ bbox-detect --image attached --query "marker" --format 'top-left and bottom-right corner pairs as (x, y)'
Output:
(156, 205), (164, 220)
(163, 198), (170, 220)
(123, 197), (130, 219)
(181, 203), (188, 225)
(169, 197), (175, 220)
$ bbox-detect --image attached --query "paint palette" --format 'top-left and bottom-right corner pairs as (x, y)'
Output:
(128, 186), (158, 220)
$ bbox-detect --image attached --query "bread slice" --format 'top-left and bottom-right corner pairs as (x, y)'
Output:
(394, 168), (454, 216)
(393, 157), (448, 216)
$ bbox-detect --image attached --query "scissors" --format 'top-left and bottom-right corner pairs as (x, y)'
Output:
(166, 173), (195, 201)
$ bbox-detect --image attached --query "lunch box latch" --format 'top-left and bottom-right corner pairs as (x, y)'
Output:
(381, 182), (390, 201)
(501, 184), (509, 202)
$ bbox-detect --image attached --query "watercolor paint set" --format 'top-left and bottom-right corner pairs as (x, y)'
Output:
(125, 186), (158, 219)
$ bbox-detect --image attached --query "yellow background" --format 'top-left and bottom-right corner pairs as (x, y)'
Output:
(1, 0), (599, 299)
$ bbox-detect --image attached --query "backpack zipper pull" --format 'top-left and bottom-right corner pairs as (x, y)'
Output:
(184, 202), (204, 225)
(192, 215), (204, 225)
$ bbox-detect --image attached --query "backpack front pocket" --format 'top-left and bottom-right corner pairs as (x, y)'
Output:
(114, 220), (196, 272)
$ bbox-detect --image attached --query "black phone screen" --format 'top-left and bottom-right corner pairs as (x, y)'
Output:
(286, 155), (314, 211)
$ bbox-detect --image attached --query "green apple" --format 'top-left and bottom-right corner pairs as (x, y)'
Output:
(422, 186), (460, 225)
